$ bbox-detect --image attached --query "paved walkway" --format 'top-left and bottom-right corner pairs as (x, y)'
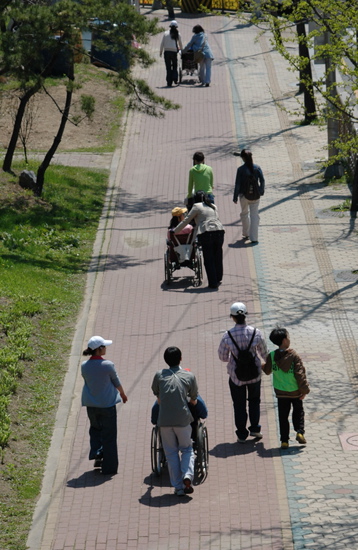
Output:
(27, 12), (358, 550)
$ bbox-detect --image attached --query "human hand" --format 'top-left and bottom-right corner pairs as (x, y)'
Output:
(233, 199), (237, 204)
(121, 392), (128, 403)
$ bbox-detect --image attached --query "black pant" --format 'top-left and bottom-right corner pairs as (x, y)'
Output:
(164, 51), (178, 86)
(198, 230), (224, 287)
(87, 405), (118, 474)
(277, 398), (305, 442)
(229, 378), (261, 441)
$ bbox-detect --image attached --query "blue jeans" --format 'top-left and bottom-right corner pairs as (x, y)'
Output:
(199, 57), (212, 84)
(160, 425), (195, 490)
(87, 405), (118, 475)
(229, 379), (261, 441)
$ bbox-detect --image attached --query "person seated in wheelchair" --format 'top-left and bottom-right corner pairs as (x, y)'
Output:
(167, 206), (194, 266)
(151, 393), (208, 442)
(167, 206), (193, 240)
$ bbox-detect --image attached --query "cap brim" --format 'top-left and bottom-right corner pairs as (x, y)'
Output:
(103, 340), (113, 346)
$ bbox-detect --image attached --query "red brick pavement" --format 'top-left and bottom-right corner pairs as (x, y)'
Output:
(38, 13), (292, 550)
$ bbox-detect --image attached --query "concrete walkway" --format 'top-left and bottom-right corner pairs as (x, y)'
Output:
(27, 12), (358, 550)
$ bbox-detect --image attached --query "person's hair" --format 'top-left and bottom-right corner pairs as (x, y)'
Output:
(269, 327), (288, 347)
(194, 190), (215, 210)
(168, 216), (180, 229)
(240, 149), (254, 174)
(192, 25), (204, 34)
(83, 346), (102, 356)
(231, 313), (246, 325)
(164, 346), (182, 367)
(170, 26), (179, 40)
(193, 151), (204, 164)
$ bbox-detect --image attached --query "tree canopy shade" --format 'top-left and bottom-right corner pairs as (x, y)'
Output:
(250, 0), (358, 207)
(0, 0), (177, 193)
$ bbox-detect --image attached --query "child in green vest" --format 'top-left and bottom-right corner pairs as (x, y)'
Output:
(263, 327), (310, 449)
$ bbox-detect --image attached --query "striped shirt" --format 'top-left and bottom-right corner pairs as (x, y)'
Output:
(218, 324), (268, 386)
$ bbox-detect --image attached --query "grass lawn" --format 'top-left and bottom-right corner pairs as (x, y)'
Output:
(0, 162), (110, 550)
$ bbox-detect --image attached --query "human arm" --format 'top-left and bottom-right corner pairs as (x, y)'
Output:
(293, 353), (310, 397)
(174, 206), (198, 234)
(218, 333), (231, 362)
(262, 352), (273, 375)
(233, 168), (241, 203)
(182, 36), (194, 53)
(256, 166), (265, 196)
(117, 384), (128, 403)
(159, 34), (165, 56)
(187, 168), (194, 198)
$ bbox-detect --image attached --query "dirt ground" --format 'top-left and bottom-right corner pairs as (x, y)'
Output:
(0, 66), (120, 153)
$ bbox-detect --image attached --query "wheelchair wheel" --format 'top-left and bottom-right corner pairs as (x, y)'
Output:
(193, 247), (203, 286)
(151, 426), (166, 476)
(164, 250), (172, 285)
(196, 423), (209, 478)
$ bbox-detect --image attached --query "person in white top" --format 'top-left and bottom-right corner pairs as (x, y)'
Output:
(159, 20), (183, 87)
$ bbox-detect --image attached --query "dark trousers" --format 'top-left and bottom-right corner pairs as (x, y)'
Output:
(87, 405), (118, 475)
(198, 230), (224, 287)
(277, 398), (305, 442)
(229, 378), (261, 441)
(164, 50), (178, 86)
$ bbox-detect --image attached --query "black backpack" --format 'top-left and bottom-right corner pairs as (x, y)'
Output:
(227, 329), (258, 382)
(242, 173), (261, 201)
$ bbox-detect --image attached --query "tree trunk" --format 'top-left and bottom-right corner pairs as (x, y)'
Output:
(36, 64), (74, 196)
(3, 84), (40, 172)
(350, 157), (358, 213)
(296, 22), (317, 122)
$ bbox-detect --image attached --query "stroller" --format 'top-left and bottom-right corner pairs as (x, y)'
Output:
(164, 231), (203, 286)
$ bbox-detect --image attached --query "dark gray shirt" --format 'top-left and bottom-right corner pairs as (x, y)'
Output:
(151, 367), (198, 427)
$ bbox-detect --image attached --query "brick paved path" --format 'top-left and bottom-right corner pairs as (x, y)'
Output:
(28, 12), (358, 550)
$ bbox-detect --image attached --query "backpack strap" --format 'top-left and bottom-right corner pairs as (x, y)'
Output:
(228, 328), (256, 352)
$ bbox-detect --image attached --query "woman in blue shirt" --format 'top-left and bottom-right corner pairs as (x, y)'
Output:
(183, 25), (214, 87)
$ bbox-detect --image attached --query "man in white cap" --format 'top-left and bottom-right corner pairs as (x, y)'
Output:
(218, 303), (268, 443)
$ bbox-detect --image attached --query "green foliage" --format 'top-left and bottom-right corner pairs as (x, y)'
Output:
(250, 0), (358, 162)
(0, 162), (109, 549)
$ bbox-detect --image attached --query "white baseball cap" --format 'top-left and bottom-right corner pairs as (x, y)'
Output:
(230, 302), (247, 316)
(87, 335), (113, 350)
(170, 20), (178, 27)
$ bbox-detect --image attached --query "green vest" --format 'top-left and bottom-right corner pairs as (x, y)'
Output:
(270, 351), (299, 392)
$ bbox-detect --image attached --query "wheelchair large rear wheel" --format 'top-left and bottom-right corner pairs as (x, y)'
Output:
(193, 248), (203, 286)
(196, 423), (209, 478)
(164, 250), (172, 285)
(151, 426), (166, 476)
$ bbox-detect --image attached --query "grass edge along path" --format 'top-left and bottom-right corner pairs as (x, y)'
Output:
(0, 162), (112, 550)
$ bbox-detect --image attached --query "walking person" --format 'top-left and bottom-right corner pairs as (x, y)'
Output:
(183, 25), (214, 86)
(233, 149), (265, 243)
(81, 335), (128, 475)
(218, 302), (268, 443)
(174, 191), (225, 289)
(187, 151), (214, 208)
(159, 20), (183, 87)
(151, 347), (198, 496)
(263, 327), (310, 449)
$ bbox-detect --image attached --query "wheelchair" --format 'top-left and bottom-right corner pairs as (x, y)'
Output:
(150, 420), (209, 480)
(164, 231), (203, 286)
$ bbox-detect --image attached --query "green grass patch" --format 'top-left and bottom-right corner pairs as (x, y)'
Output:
(0, 162), (109, 550)
(330, 198), (351, 212)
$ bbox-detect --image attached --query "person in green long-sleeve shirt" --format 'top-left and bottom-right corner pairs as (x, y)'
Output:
(187, 152), (214, 206)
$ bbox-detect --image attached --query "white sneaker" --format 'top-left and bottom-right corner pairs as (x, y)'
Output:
(250, 432), (263, 439)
